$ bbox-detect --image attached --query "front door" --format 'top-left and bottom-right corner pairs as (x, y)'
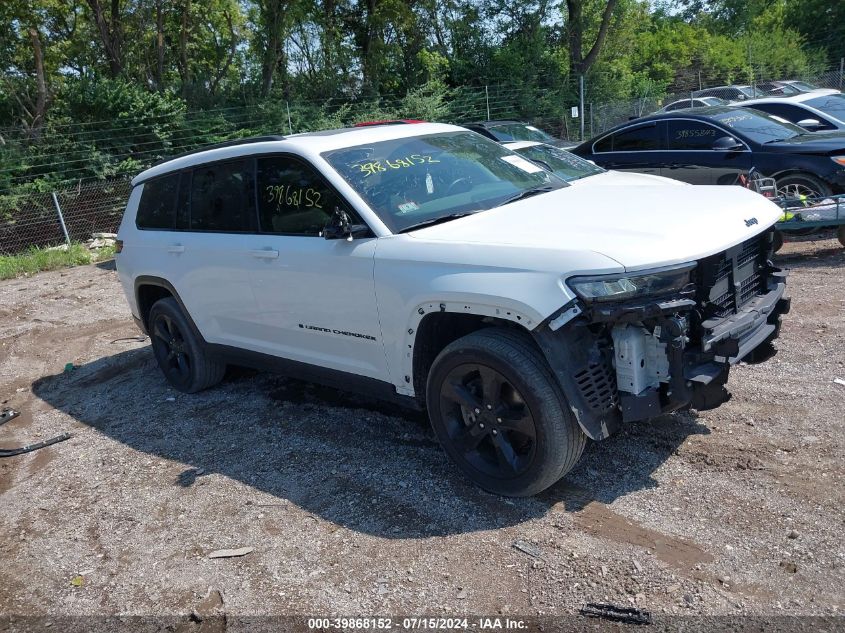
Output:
(662, 119), (753, 185)
(246, 154), (388, 381)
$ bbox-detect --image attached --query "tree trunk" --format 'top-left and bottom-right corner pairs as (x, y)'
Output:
(322, 0), (336, 75)
(86, 0), (123, 77)
(29, 27), (48, 138)
(566, 0), (618, 77)
(154, 0), (165, 90)
(259, 0), (290, 97)
(361, 0), (379, 94)
(178, 0), (191, 95)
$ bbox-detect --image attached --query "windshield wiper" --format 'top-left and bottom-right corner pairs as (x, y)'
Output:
(398, 212), (477, 233)
(497, 185), (556, 207)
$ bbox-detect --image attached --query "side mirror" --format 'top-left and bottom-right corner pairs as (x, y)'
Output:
(713, 136), (744, 152)
(797, 118), (822, 130)
(323, 207), (370, 241)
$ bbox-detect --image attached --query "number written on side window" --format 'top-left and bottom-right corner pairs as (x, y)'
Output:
(257, 156), (345, 236)
(667, 121), (720, 150)
(136, 173), (179, 230)
(266, 184), (323, 210)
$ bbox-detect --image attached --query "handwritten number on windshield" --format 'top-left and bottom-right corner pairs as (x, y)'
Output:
(353, 154), (440, 177)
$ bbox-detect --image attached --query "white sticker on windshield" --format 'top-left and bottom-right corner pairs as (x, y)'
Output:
(425, 173), (434, 194)
(500, 154), (544, 173)
(526, 125), (541, 132)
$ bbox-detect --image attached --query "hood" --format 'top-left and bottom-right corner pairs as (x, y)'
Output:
(407, 184), (782, 271)
(570, 170), (685, 188)
(764, 131), (845, 154)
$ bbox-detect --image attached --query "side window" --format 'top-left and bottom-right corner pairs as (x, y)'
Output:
(667, 120), (720, 150)
(136, 174), (179, 229)
(611, 125), (660, 151)
(256, 156), (347, 236)
(593, 134), (613, 152)
(190, 160), (255, 232)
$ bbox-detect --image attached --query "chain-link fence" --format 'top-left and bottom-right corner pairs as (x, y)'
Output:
(0, 179), (130, 255)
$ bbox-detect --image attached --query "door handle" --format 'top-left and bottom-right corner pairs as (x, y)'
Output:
(167, 244), (185, 253)
(250, 249), (279, 259)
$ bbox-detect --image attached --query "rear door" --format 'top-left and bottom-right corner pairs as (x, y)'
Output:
(245, 154), (388, 380)
(662, 119), (753, 185)
(591, 121), (665, 175)
(164, 159), (265, 348)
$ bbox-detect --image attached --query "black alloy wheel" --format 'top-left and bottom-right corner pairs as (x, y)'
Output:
(151, 312), (192, 388)
(426, 327), (586, 496)
(438, 363), (537, 478)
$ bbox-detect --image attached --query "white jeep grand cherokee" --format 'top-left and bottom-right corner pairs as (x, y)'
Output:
(116, 122), (790, 496)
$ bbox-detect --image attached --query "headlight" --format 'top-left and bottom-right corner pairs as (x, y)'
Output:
(567, 263), (696, 303)
(831, 156), (845, 167)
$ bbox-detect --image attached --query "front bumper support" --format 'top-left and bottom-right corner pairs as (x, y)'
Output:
(533, 275), (791, 439)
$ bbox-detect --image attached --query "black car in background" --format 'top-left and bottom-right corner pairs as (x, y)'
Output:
(571, 106), (845, 197)
(463, 120), (570, 147)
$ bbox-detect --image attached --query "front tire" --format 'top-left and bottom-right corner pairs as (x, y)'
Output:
(426, 327), (586, 496)
(148, 297), (226, 393)
(776, 173), (832, 201)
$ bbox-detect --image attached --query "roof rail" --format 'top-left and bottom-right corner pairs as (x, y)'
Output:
(151, 135), (287, 167)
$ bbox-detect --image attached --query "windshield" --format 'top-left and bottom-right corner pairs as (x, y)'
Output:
(322, 132), (565, 233)
(737, 86), (765, 98)
(789, 81), (818, 92)
(487, 123), (558, 143)
(512, 144), (605, 181)
(806, 94), (845, 122)
(710, 109), (805, 144)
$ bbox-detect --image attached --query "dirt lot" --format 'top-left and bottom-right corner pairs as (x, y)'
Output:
(1, 237), (844, 628)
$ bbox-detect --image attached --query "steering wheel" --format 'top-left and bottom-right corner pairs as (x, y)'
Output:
(446, 177), (472, 196)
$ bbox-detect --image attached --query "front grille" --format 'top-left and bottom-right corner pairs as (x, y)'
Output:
(695, 233), (768, 319)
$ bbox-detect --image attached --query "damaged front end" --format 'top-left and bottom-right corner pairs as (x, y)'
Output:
(533, 229), (790, 441)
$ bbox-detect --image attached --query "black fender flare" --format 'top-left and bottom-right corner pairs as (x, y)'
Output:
(133, 276), (207, 343)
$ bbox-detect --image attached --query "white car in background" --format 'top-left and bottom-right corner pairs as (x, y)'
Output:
(116, 122), (789, 496)
(502, 140), (683, 187)
(659, 96), (729, 112)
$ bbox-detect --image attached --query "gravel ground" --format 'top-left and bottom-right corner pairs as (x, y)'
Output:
(0, 237), (843, 630)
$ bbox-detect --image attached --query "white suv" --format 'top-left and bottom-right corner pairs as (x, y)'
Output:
(116, 123), (790, 496)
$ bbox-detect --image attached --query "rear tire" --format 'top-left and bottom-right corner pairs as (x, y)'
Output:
(426, 327), (586, 497)
(838, 226), (845, 248)
(148, 297), (226, 393)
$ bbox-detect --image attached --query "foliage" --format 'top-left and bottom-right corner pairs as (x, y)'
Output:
(0, 243), (107, 280)
(0, 0), (840, 199)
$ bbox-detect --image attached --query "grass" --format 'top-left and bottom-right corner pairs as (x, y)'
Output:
(0, 242), (116, 280)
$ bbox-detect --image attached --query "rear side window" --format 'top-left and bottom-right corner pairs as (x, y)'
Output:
(594, 135), (613, 152)
(614, 125), (659, 151)
(596, 125), (660, 152)
(136, 174), (179, 229)
(667, 120), (719, 150)
(256, 156), (345, 236)
(190, 160), (256, 232)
